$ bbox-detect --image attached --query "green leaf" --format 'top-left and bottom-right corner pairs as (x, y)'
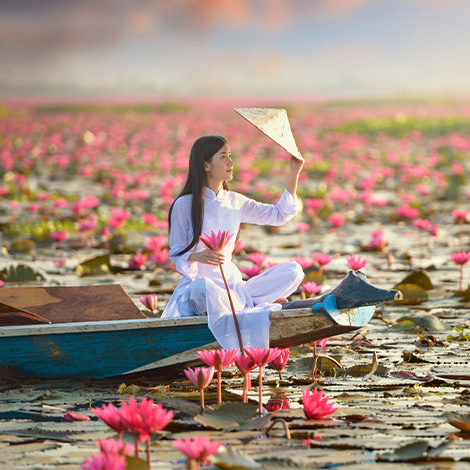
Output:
(396, 314), (450, 331)
(76, 254), (111, 277)
(125, 456), (148, 470)
(0, 263), (47, 282)
(117, 383), (141, 394)
(209, 447), (261, 469)
(194, 402), (259, 430)
(394, 271), (433, 291)
(380, 440), (429, 461)
(287, 356), (341, 376)
(394, 284), (428, 305)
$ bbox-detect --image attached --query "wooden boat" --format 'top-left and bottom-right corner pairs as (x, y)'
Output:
(0, 272), (402, 379)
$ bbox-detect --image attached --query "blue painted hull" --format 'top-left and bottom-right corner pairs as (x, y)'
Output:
(1, 320), (217, 379)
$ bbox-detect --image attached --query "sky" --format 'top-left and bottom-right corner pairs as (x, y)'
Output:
(1, 0), (470, 99)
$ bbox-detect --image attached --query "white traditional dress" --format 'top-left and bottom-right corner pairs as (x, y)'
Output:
(161, 187), (304, 349)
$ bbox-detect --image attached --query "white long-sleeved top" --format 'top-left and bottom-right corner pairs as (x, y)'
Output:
(162, 187), (299, 316)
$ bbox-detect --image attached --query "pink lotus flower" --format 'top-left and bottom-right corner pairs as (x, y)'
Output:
(246, 252), (267, 265)
(346, 256), (368, 271)
(142, 213), (158, 226)
(51, 230), (68, 246)
(306, 198), (325, 211)
(185, 366), (215, 413)
(142, 236), (166, 252)
(296, 222), (310, 232)
(450, 251), (470, 289)
(268, 348), (290, 380)
(412, 219), (432, 230)
(300, 281), (322, 298)
(245, 347), (282, 415)
(26, 202), (40, 213)
(427, 225), (440, 237)
(235, 354), (256, 403)
(240, 264), (263, 278)
(0, 186), (10, 197)
(266, 395), (290, 412)
(129, 252), (148, 269)
(452, 209), (469, 222)
(174, 436), (222, 467)
(328, 213), (345, 229)
(150, 249), (170, 266)
(302, 387), (338, 419)
(396, 204), (420, 219)
(196, 348), (239, 404)
(367, 230), (387, 249)
(93, 402), (129, 434)
(199, 230), (234, 252)
(63, 411), (91, 422)
(140, 294), (158, 313)
(290, 256), (313, 269)
(233, 239), (245, 254)
(79, 219), (98, 232)
(81, 438), (133, 470)
(119, 396), (173, 443)
(312, 253), (333, 267)
(0, 281), (5, 287)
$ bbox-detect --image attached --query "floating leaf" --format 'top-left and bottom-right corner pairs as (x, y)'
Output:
(393, 284), (428, 305)
(397, 314), (450, 331)
(394, 271), (433, 291)
(209, 447), (261, 469)
(0, 263), (47, 282)
(76, 254), (111, 277)
(125, 456), (148, 470)
(402, 352), (433, 364)
(9, 239), (36, 253)
(391, 319), (417, 331)
(340, 363), (390, 378)
(194, 402), (267, 430)
(380, 440), (429, 461)
(117, 383), (141, 395)
(452, 285), (470, 302)
(287, 356), (341, 376)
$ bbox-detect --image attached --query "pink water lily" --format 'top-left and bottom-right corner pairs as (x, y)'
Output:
(93, 402), (128, 434)
(199, 230), (234, 252)
(184, 366), (215, 413)
(63, 411), (91, 422)
(346, 256), (368, 271)
(246, 252), (268, 265)
(328, 213), (345, 229)
(240, 264), (263, 278)
(300, 281), (322, 298)
(290, 256), (314, 270)
(312, 253), (333, 275)
(140, 294), (158, 313)
(302, 387), (338, 419)
(268, 348), (291, 381)
(196, 348), (238, 404)
(129, 252), (148, 269)
(174, 436), (222, 469)
(235, 354), (256, 403)
(245, 347), (282, 415)
(450, 251), (470, 289)
(81, 438), (133, 470)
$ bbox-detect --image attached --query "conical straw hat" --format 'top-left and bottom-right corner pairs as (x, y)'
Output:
(235, 108), (302, 159)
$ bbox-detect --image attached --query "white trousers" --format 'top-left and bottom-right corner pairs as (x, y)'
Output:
(188, 261), (304, 350)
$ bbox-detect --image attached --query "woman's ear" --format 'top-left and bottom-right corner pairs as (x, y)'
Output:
(204, 161), (210, 171)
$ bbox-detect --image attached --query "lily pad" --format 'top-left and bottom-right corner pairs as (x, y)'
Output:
(396, 314), (450, 331)
(194, 402), (270, 430)
(287, 356), (341, 376)
(340, 363), (390, 378)
(210, 447), (261, 469)
(379, 439), (452, 462)
(394, 284), (428, 305)
(76, 254), (111, 277)
(394, 271), (433, 291)
(124, 456), (148, 470)
(0, 263), (47, 282)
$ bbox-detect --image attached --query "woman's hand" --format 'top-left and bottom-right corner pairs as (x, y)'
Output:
(289, 154), (304, 175)
(189, 249), (225, 266)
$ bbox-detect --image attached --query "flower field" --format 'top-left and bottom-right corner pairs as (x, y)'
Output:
(1, 99), (470, 468)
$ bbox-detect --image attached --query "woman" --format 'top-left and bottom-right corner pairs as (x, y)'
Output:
(161, 135), (305, 349)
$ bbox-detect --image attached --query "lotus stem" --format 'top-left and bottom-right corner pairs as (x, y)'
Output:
(258, 366), (263, 416)
(460, 264), (464, 290)
(187, 458), (198, 470)
(311, 343), (318, 378)
(266, 418), (291, 439)
(200, 388), (205, 414)
(146, 437), (152, 470)
(217, 369), (222, 404)
(135, 438), (140, 458)
(243, 373), (248, 403)
(219, 264), (245, 354)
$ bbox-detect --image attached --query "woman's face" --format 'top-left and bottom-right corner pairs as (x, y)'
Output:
(204, 143), (234, 184)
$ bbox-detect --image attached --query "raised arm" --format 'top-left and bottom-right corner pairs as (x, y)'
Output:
(286, 154), (304, 199)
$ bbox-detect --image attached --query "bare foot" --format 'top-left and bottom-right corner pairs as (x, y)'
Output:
(274, 297), (288, 304)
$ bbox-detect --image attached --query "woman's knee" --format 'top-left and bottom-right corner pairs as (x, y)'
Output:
(286, 261), (305, 283)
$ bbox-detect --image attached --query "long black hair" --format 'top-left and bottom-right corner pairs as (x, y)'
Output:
(168, 135), (229, 256)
